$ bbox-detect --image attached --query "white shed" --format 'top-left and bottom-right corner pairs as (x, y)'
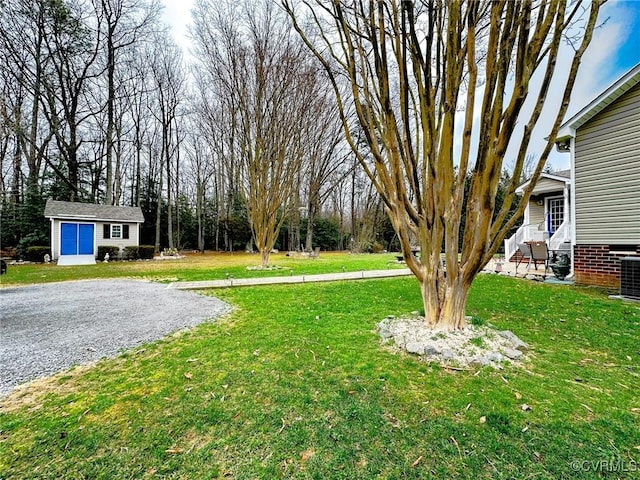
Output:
(44, 199), (145, 265)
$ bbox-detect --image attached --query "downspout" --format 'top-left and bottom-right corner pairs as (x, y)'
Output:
(563, 183), (570, 240)
(569, 134), (577, 279)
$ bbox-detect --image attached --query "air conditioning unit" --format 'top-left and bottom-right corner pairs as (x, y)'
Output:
(620, 257), (640, 300)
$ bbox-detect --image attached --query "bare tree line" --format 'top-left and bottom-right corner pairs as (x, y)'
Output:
(1, 0), (379, 257)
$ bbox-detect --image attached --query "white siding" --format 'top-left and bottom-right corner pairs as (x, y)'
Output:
(530, 177), (566, 195)
(52, 219), (60, 258)
(529, 201), (545, 225)
(575, 81), (640, 245)
(96, 221), (140, 250)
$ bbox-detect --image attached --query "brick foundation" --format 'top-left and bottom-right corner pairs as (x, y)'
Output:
(574, 244), (640, 289)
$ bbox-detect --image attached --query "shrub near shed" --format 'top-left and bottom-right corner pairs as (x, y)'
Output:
(24, 246), (51, 263)
(138, 245), (155, 260)
(123, 246), (139, 260)
(97, 246), (120, 261)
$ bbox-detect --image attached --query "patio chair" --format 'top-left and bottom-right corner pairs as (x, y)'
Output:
(516, 241), (551, 279)
(528, 241), (551, 272)
(514, 242), (531, 274)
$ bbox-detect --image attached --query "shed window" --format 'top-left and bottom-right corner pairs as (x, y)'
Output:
(103, 224), (129, 239)
(111, 224), (122, 239)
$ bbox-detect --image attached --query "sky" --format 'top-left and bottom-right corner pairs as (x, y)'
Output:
(160, 0), (640, 171)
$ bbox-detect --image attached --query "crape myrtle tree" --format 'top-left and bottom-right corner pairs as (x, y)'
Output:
(192, 0), (324, 267)
(284, 0), (603, 330)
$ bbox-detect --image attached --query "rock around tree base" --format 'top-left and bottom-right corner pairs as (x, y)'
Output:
(377, 316), (529, 368)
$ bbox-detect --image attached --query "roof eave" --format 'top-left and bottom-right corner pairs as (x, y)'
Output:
(45, 214), (144, 223)
(558, 62), (640, 136)
(515, 172), (571, 194)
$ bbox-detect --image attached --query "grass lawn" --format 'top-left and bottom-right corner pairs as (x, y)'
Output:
(0, 251), (403, 286)
(1, 262), (639, 478)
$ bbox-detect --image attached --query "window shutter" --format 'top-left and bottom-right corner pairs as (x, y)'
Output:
(103, 224), (110, 239)
(123, 225), (130, 239)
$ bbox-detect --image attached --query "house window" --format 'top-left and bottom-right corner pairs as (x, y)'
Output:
(547, 197), (564, 234)
(111, 224), (122, 239)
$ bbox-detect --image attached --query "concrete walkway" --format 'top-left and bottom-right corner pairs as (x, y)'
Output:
(168, 268), (413, 290)
(167, 258), (566, 290)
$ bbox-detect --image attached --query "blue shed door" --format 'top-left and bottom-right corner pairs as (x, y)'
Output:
(60, 223), (94, 255)
(78, 224), (94, 254)
(60, 223), (78, 255)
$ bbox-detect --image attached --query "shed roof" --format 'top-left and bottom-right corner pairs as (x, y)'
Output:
(44, 199), (145, 223)
(557, 62), (640, 141)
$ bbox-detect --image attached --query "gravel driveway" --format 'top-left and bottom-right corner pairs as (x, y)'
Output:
(0, 280), (229, 397)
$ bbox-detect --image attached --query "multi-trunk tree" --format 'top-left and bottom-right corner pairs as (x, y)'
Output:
(285, 0), (603, 330)
(192, 0), (328, 266)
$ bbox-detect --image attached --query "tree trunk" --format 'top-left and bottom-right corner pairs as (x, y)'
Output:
(437, 278), (470, 330)
(260, 248), (270, 268)
(113, 126), (122, 205)
(438, 284), (470, 330)
(305, 201), (317, 252)
(154, 160), (163, 254)
(105, 32), (115, 205)
(165, 130), (173, 249)
(305, 187), (320, 251)
(197, 182), (205, 252)
(67, 126), (79, 201)
(253, 225), (272, 267)
(11, 135), (21, 204)
(135, 132), (141, 206)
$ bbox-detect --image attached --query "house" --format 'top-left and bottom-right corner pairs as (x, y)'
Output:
(554, 62), (640, 288)
(44, 199), (145, 265)
(504, 170), (572, 264)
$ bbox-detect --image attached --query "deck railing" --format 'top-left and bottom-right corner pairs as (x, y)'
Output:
(504, 220), (572, 261)
(504, 223), (546, 262)
(548, 220), (572, 252)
